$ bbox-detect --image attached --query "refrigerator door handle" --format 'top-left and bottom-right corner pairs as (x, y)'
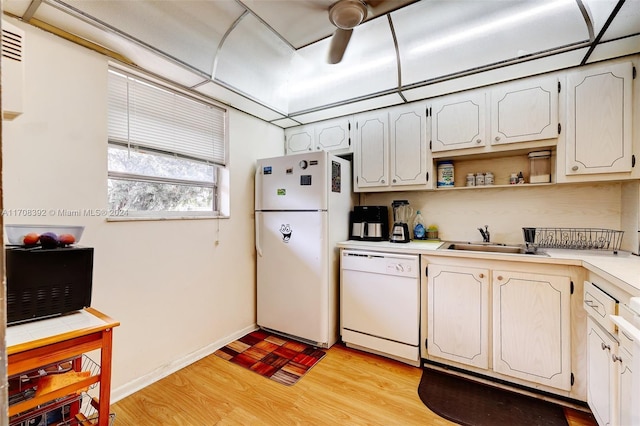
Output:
(255, 211), (263, 257)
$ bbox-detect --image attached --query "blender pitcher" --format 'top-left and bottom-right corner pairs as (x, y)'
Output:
(390, 202), (412, 243)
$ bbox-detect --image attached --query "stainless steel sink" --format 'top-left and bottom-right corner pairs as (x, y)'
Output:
(444, 242), (544, 255)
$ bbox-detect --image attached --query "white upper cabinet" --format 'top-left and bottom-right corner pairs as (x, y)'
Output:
(490, 76), (559, 145)
(354, 104), (432, 192)
(565, 61), (633, 176)
(389, 103), (431, 188)
(431, 91), (487, 152)
(431, 76), (560, 154)
(284, 125), (314, 154)
(285, 116), (352, 155)
(354, 110), (389, 189)
(314, 117), (352, 153)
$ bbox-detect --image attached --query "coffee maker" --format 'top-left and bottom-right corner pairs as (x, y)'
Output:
(390, 200), (412, 243)
(349, 206), (389, 241)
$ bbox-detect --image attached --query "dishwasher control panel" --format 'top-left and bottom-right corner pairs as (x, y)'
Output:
(342, 250), (419, 278)
(386, 261), (413, 274)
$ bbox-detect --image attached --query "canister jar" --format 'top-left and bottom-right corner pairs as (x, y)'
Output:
(437, 161), (455, 187)
(475, 172), (485, 186)
(484, 172), (494, 185)
(466, 173), (475, 187)
(529, 151), (551, 183)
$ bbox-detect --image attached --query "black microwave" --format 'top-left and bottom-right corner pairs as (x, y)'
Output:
(5, 246), (94, 325)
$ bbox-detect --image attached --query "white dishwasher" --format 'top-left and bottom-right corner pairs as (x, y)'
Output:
(340, 249), (420, 366)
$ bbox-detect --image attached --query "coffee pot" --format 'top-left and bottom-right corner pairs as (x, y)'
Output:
(390, 201), (412, 243)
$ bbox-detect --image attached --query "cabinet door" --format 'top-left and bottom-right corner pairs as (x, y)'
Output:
(431, 91), (486, 152)
(389, 104), (430, 188)
(586, 317), (619, 426)
(565, 62), (633, 175)
(354, 111), (389, 190)
(492, 271), (572, 390)
(618, 345), (633, 426)
(491, 76), (559, 145)
(427, 264), (490, 369)
(285, 125), (313, 155)
(315, 117), (351, 152)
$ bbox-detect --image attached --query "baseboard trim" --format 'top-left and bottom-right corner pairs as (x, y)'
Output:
(111, 324), (258, 402)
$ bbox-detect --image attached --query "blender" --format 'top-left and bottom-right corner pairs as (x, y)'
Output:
(390, 201), (412, 243)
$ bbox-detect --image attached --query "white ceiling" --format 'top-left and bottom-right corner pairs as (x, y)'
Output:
(3, 0), (640, 127)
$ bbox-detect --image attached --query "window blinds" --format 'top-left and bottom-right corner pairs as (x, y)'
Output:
(108, 69), (226, 166)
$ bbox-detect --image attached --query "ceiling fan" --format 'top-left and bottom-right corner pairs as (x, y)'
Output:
(326, 0), (392, 64)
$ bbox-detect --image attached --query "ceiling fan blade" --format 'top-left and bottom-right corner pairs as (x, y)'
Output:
(366, 0), (417, 18)
(366, 0), (387, 8)
(327, 28), (353, 64)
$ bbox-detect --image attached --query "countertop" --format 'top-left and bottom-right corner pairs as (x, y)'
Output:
(337, 240), (640, 295)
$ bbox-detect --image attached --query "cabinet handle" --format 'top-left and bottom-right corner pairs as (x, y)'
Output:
(601, 342), (611, 351)
(497, 275), (503, 280)
(381, 179), (385, 184)
(393, 179), (397, 183)
(478, 273), (484, 279)
(572, 165), (579, 171)
(476, 139), (482, 144)
(494, 136), (500, 142)
(612, 354), (623, 363)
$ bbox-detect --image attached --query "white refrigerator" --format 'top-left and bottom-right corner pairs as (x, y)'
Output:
(255, 151), (352, 348)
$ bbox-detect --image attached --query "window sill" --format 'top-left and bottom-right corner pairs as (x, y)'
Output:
(106, 215), (229, 222)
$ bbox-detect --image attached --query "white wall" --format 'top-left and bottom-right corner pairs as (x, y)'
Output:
(361, 182), (623, 245)
(1, 19), (284, 400)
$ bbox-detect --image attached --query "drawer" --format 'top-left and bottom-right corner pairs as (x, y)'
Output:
(584, 280), (618, 334)
(617, 303), (639, 355)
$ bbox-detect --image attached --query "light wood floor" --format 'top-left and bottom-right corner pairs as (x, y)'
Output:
(111, 343), (597, 425)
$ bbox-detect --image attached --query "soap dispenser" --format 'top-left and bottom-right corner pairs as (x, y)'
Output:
(413, 210), (426, 240)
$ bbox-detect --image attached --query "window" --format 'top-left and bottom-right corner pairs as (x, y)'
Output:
(107, 68), (227, 218)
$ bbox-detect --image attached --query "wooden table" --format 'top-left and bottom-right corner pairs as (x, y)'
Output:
(7, 308), (120, 425)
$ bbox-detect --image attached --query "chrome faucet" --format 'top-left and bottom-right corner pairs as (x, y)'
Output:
(478, 225), (490, 243)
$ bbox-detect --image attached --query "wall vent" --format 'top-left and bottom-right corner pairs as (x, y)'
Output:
(1, 19), (25, 120)
(2, 24), (23, 62)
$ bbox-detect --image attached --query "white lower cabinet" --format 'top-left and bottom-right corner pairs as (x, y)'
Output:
(583, 276), (640, 426)
(425, 261), (573, 393)
(618, 342), (633, 426)
(587, 316), (619, 426)
(493, 270), (572, 391)
(427, 264), (490, 369)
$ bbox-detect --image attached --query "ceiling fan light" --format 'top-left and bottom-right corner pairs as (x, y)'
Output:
(329, 0), (368, 30)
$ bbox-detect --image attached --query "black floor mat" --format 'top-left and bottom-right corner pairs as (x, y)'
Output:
(418, 367), (569, 426)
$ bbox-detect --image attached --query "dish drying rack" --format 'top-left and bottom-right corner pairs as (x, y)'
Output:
(525, 228), (624, 253)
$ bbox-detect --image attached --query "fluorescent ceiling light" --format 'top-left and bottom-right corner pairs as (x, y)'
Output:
(409, 0), (576, 57)
(286, 55), (396, 94)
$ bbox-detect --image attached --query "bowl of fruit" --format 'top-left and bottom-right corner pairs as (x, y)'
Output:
(5, 225), (85, 248)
